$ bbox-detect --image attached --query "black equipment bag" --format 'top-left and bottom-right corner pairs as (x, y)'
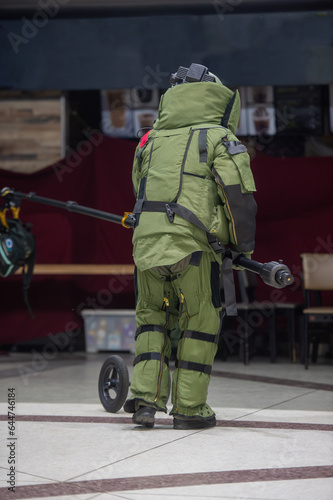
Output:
(0, 218), (36, 316)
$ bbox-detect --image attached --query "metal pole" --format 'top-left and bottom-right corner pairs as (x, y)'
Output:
(4, 189), (126, 226)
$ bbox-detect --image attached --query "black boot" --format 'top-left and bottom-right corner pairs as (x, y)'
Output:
(132, 406), (156, 428)
(173, 415), (216, 430)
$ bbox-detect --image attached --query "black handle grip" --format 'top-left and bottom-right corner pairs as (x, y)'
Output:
(232, 254), (294, 289)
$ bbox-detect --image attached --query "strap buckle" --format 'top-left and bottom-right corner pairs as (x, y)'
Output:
(165, 204), (175, 223)
(209, 238), (224, 254)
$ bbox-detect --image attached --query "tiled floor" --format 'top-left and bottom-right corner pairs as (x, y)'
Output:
(0, 350), (332, 500)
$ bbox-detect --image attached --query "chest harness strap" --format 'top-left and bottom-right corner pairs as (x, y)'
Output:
(141, 200), (225, 255)
(132, 128), (238, 315)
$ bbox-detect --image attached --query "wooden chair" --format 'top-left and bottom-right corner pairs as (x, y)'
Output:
(237, 272), (302, 365)
(274, 301), (301, 363)
(236, 270), (276, 365)
(219, 268), (300, 365)
(300, 253), (333, 369)
(218, 270), (276, 365)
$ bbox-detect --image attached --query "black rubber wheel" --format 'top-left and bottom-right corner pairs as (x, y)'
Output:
(98, 355), (129, 413)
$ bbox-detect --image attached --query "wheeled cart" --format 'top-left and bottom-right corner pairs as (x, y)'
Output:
(98, 355), (130, 413)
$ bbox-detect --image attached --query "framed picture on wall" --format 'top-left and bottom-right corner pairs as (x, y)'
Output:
(132, 109), (158, 138)
(245, 86), (276, 136)
(274, 85), (323, 135)
(100, 88), (161, 139)
(0, 91), (66, 174)
(100, 90), (134, 138)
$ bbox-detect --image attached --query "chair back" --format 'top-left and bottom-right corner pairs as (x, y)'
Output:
(301, 253), (333, 291)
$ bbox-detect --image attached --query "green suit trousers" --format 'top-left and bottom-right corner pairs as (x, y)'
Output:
(127, 250), (222, 417)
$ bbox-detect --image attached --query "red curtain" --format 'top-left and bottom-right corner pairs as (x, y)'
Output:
(251, 155), (333, 304)
(0, 135), (332, 344)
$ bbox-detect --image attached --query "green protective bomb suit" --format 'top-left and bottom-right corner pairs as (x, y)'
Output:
(124, 74), (257, 423)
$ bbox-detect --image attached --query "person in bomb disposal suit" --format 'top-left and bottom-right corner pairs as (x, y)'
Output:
(124, 63), (257, 429)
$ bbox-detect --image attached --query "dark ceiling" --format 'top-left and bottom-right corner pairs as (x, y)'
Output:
(1, 0), (332, 18)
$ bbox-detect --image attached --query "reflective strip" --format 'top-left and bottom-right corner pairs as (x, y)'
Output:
(183, 330), (219, 344)
(175, 359), (212, 375)
(0, 243), (11, 265)
(0, 263), (14, 278)
(0, 244), (14, 277)
(133, 352), (169, 366)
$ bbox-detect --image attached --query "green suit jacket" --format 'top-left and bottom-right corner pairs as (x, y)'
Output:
(131, 81), (257, 271)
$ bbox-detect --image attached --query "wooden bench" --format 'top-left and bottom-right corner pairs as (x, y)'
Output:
(15, 264), (135, 275)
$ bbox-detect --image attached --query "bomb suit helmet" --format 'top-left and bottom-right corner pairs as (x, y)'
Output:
(170, 63), (222, 86)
